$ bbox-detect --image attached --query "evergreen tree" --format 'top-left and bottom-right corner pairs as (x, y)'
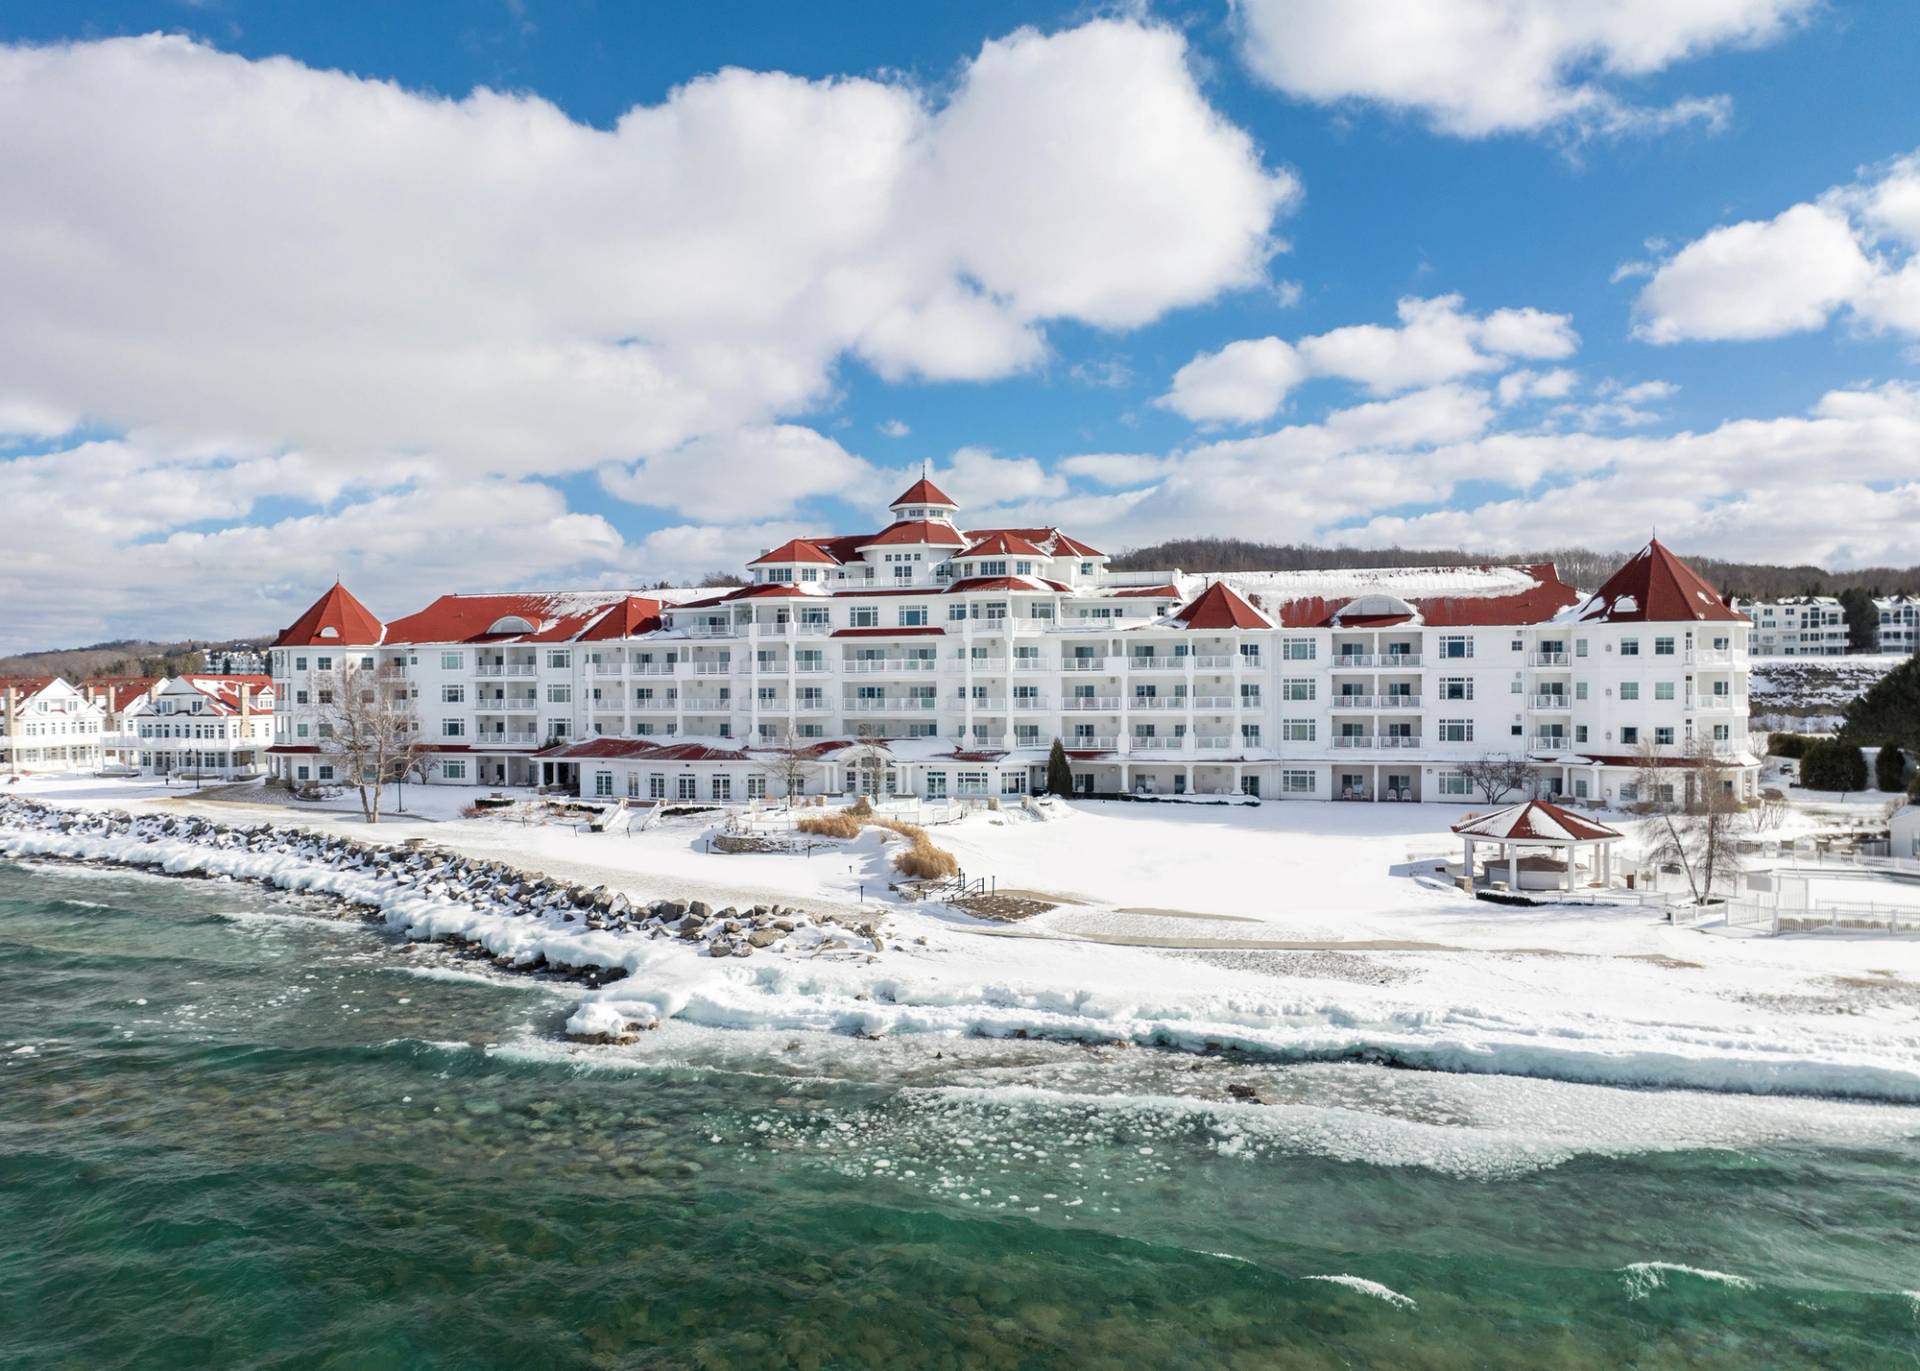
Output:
(1045, 738), (1074, 798)
(1842, 656), (1920, 754)
(1875, 743), (1909, 792)
(1838, 587), (1879, 653)
(1799, 739), (1868, 793)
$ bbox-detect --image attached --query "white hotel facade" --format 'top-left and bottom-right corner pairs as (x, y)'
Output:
(269, 480), (1758, 807)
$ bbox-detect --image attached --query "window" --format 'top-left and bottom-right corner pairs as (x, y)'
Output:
(900, 607), (928, 627)
(1620, 639), (1640, 656)
(441, 684), (465, 703)
(440, 652), (462, 670)
(546, 684), (572, 704)
(1282, 719), (1315, 742)
(1282, 770), (1314, 794)
(1575, 640), (1588, 657)
(593, 772), (614, 798)
(1439, 678), (1472, 700)
(676, 775), (697, 800)
(1655, 727), (1675, 745)
(1283, 679), (1315, 701)
(547, 650), (571, 670)
(1511, 638), (1524, 653)
(1620, 682), (1639, 701)
(1438, 719), (1473, 743)
(649, 774), (666, 799)
(442, 719), (465, 738)
(1438, 772), (1472, 797)
(1654, 637), (1675, 656)
(1618, 782), (1639, 803)
(1655, 682), (1675, 701)
(547, 719), (572, 739)
(949, 604), (968, 621)
(317, 765), (335, 781)
(1282, 639), (1316, 661)
(316, 656), (334, 671)
(1575, 725), (1588, 743)
(747, 775), (767, 799)
(711, 775), (731, 801)
(1575, 682), (1588, 701)
(1240, 724), (1261, 745)
(1621, 726), (1639, 745)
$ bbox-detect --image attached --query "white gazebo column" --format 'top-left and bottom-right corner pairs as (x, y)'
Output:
(1565, 844), (1576, 892)
(1462, 835), (1474, 880)
(1507, 846), (1519, 889)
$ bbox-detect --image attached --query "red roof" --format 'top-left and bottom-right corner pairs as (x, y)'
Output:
(579, 597), (664, 641)
(831, 626), (945, 638)
(84, 676), (163, 712)
(891, 476), (958, 508)
(1172, 582), (1272, 630)
(1578, 540), (1743, 624)
(1112, 584), (1181, 598)
(749, 538), (841, 567)
(0, 676), (58, 699)
(273, 582), (384, 647)
(1263, 565), (1580, 628)
(959, 532), (1049, 558)
(382, 592), (641, 645)
(178, 675), (274, 715)
(1452, 799), (1622, 842)
(945, 576), (1049, 594)
(964, 527), (1105, 559)
(860, 519), (968, 549)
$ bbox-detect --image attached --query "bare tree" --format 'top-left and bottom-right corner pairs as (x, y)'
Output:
(849, 725), (892, 799)
(313, 660), (425, 825)
(1638, 739), (1744, 905)
(755, 725), (817, 806)
(1461, 753), (1533, 805)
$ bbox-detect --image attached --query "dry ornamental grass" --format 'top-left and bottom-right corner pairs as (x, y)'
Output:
(790, 801), (960, 878)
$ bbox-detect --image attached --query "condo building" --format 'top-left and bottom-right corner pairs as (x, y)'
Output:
(1738, 595), (1850, 656)
(268, 480), (1757, 807)
(0, 677), (106, 774)
(125, 675), (277, 779)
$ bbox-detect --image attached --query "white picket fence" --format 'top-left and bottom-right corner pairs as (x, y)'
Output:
(1698, 897), (1920, 936)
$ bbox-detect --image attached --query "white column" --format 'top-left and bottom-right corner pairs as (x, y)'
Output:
(1565, 844), (1576, 892)
(1507, 847), (1519, 890)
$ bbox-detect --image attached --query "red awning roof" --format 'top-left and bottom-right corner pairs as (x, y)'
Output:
(1172, 581), (1272, 630)
(1452, 799), (1622, 842)
(859, 519), (968, 549)
(749, 538), (842, 566)
(891, 476), (958, 508)
(1577, 540), (1744, 623)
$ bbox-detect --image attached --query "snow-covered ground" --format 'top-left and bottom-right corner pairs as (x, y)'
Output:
(7, 773), (1920, 1103)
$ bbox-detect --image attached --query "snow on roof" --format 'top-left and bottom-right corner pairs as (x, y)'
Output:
(749, 539), (841, 566)
(1171, 581), (1273, 630)
(1215, 564), (1579, 629)
(1452, 799), (1621, 842)
(273, 582), (385, 647)
(1573, 540), (1743, 624)
(382, 591), (644, 645)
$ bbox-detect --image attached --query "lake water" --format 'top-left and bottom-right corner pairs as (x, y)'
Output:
(3, 857), (1918, 1369)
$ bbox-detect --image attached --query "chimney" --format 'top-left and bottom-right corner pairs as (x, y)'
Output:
(239, 684), (251, 720)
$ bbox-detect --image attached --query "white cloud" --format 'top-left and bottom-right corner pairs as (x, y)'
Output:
(0, 22), (1291, 488)
(1234, 0), (1814, 139)
(1159, 295), (1577, 423)
(1634, 152), (1920, 343)
(1156, 337), (1306, 424)
(876, 419), (911, 438)
(1635, 203), (1875, 342)
(1058, 452), (1171, 487)
(1495, 367), (1579, 406)
(599, 424), (867, 522)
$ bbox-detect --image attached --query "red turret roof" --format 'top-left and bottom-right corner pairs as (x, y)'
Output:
(1577, 540), (1743, 624)
(579, 596), (665, 640)
(859, 519), (968, 549)
(891, 476), (957, 508)
(1172, 581), (1272, 630)
(273, 583), (385, 647)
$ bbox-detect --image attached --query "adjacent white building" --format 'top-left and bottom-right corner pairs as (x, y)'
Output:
(1874, 595), (1919, 655)
(85, 676), (165, 771)
(0, 676), (107, 775)
(1738, 595), (1850, 656)
(269, 482), (1758, 807)
(126, 675), (276, 779)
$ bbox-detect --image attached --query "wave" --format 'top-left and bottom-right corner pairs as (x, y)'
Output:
(1619, 1261), (1757, 1301)
(1303, 1275), (1418, 1310)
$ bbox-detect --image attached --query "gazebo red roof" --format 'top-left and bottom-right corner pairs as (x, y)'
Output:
(1451, 799), (1622, 842)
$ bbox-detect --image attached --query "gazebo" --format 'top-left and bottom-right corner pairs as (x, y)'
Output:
(1452, 799), (1624, 894)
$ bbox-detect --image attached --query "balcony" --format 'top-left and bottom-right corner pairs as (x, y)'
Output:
(1191, 655), (1234, 670)
(1126, 656), (1187, 672)
(1013, 658), (1055, 671)
(1529, 735), (1572, 751)
(1062, 697), (1120, 711)
(793, 662), (831, 674)
(1382, 653), (1423, 668)
(631, 698), (678, 712)
(473, 664), (536, 678)
(1530, 651), (1569, 667)
(1331, 654), (1380, 670)
(791, 701), (832, 714)
(1061, 658), (1110, 672)
(1377, 735), (1422, 749)
(1331, 695), (1381, 709)
(1332, 736), (1376, 749)
(1128, 735), (1187, 751)
(1194, 736), (1234, 750)
(1528, 694), (1572, 710)
(959, 697), (1008, 711)
(1065, 735), (1117, 751)
(1127, 696), (1188, 710)
(679, 624), (742, 639)
(477, 729), (538, 747)
(631, 663), (676, 676)
(1012, 696), (1049, 711)
(586, 663), (625, 677)
(842, 658), (937, 674)
(478, 699), (538, 714)
(1191, 696), (1234, 709)
(843, 697), (938, 714)
(688, 662), (735, 676)
(1687, 694), (1742, 712)
(1374, 695), (1422, 709)
(1686, 649), (1735, 666)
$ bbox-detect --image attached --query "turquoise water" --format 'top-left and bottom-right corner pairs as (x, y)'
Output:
(3, 858), (1919, 1369)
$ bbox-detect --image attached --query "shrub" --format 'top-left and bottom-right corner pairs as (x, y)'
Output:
(1766, 732), (1812, 759)
(1046, 738), (1073, 797)
(1799, 739), (1868, 792)
(1876, 744), (1909, 792)
(846, 794), (874, 818)
(795, 810), (862, 840)
(459, 803), (484, 819)
(886, 823), (960, 880)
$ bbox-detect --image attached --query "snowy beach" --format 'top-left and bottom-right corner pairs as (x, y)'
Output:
(6, 776), (1918, 1105)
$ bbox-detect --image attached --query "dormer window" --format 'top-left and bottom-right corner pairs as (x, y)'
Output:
(485, 615), (536, 635)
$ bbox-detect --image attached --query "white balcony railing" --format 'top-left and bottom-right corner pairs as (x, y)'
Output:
(1012, 697), (1049, 711)
(1191, 696), (1234, 709)
(1192, 655), (1235, 670)
(1531, 651), (1569, 667)
(1127, 656), (1186, 671)
(1060, 658), (1110, 671)
(479, 730), (538, 746)
(1066, 735), (1117, 750)
(1014, 658), (1055, 671)
(1332, 695), (1380, 709)
(1529, 694), (1571, 710)
(1529, 735), (1571, 750)
(473, 664), (537, 678)
(1127, 696), (1187, 710)
(1378, 735), (1422, 749)
(631, 698), (678, 711)
(841, 658), (937, 674)
(1194, 736), (1234, 750)
(631, 664), (676, 676)
(1062, 697), (1120, 711)
(1375, 695), (1422, 709)
(1332, 736), (1375, 749)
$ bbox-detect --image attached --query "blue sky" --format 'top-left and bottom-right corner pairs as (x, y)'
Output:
(1, 0), (1917, 651)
